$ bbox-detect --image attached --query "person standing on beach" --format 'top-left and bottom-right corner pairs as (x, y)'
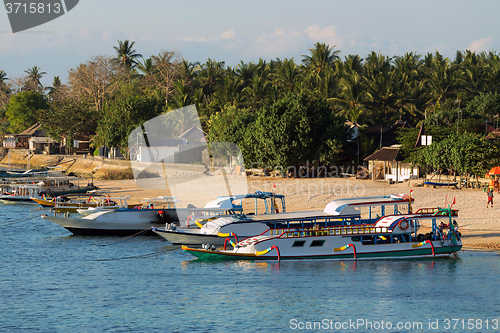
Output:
(487, 188), (494, 208)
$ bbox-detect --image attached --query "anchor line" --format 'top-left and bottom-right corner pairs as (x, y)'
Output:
(91, 246), (181, 261)
(90, 228), (153, 246)
(0, 216), (39, 228)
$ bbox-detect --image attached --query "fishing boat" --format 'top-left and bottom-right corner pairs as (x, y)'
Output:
(40, 193), (278, 236)
(0, 176), (97, 204)
(153, 194), (412, 246)
(182, 207), (462, 261)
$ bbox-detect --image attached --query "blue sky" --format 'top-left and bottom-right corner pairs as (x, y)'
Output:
(1, 0), (499, 86)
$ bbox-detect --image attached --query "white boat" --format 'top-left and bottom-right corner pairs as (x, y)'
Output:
(0, 183), (43, 204)
(76, 197), (133, 216)
(0, 176), (97, 204)
(40, 192), (283, 236)
(182, 207), (462, 260)
(153, 194), (412, 246)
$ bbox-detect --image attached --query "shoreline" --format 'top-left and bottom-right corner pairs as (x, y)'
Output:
(89, 176), (498, 250)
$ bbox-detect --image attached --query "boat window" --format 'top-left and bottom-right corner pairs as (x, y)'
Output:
(310, 240), (325, 247)
(292, 240), (305, 247)
(351, 236), (360, 242)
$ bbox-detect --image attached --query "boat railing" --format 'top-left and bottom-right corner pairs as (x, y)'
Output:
(414, 207), (458, 216)
(270, 224), (391, 238)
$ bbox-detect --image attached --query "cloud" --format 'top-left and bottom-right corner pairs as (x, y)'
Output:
(421, 43), (452, 55)
(244, 28), (305, 58)
(220, 29), (236, 40)
(178, 29), (237, 43)
(467, 37), (494, 53)
(304, 25), (344, 48)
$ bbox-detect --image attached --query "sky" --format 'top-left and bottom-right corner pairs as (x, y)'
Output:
(1, 0), (499, 87)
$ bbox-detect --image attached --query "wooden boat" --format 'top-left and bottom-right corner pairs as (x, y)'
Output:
(153, 194), (412, 246)
(182, 207), (462, 261)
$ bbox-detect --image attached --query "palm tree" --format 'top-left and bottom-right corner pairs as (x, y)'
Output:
(242, 74), (271, 108)
(177, 59), (200, 88)
(24, 66), (46, 92)
(197, 59), (225, 102)
(364, 52), (391, 80)
(0, 70), (8, 87)
(302, 42), (340, 81)
(113, 40), (142, 70)
(422, 52), (463, 107)
(235, 60), (256, 92)
(136, 57), (155, 76)
(271, 58), (301, 93)
(459, 50), (488, 96)
(329, 71), (372, 118)
(46, 76), (63, 101)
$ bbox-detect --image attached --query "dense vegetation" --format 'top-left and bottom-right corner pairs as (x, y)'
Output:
(1, 42), (500, 175)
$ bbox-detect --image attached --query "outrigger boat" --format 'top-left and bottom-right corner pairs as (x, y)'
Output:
(40, 193), (276, 236)
(153, 194), (412, 246)
(181, 205), (462, 261)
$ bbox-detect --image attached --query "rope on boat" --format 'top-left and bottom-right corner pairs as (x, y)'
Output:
(91, 245), (181, 261)
(0, 215), (39, 228)
(90, 228), (153, 246)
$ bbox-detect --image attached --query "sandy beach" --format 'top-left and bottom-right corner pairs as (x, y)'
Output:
(92, 176), (498, 250)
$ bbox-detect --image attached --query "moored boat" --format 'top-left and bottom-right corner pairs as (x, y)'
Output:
(153, 194), (413, 246)
(182, 207), (462, 261)
(0, 176), (97, 204)
(40, 193), (279, 236)
(32, 195), (135, 213)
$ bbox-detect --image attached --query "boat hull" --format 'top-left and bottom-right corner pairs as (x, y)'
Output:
(0, 196), (38, 204)
(183, 243), (462, 261)
(41, 212), (165, 236)
(153, 227), (245, 245)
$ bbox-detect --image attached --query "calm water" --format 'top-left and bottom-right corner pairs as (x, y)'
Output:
(1, 204), (499, 332)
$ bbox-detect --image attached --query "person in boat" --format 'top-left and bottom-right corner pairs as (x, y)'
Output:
(487, 188), (494, 208)
(452, 220), (461, 237)
(438, 221), (447, 235)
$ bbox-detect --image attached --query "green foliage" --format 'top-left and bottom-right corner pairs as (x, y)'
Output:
(412, 132), (500, 175)
(6, 91), (48, 133)
(398, 124), (459, 161)
(464, 92), (500, 120)
(245, 92), (351, 170)
(206, 105), (255, 159)
(36, 99), (97, 140)
(95, 95), (164, 148)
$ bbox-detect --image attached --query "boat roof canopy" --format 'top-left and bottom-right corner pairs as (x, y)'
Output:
(204, 191), (285, 209)
(323, 194), (413, 215)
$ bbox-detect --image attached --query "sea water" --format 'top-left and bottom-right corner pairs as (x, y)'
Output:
(0, 203), (499, 332)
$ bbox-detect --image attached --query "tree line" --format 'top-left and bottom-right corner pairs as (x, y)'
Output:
(1, 41), (500, 175)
